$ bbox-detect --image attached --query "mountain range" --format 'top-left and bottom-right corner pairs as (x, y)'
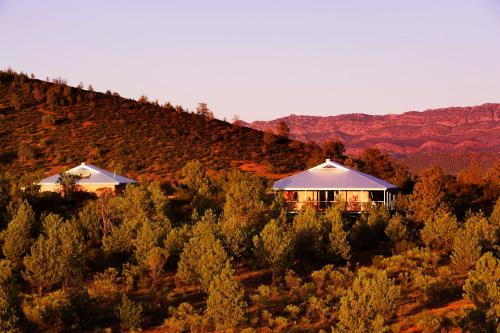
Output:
(246, 103), (500, 173)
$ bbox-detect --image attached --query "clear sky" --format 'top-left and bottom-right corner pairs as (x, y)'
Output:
(1, 0), (500, 121)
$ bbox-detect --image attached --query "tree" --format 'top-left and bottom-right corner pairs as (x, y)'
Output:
(292, 206), (329, 259)
(181, 160), (215, 214)
(462, 252), (499, 330)
(385, 213), (409, 245)
(253, 219), (295, 284)
(0, 285), (22, 332)
(463, 211), (496, 251)
(56, 172), (80, 197)
(276, 120), (290, 138)
(196, 102), (214, 120)
(321, 139), (346, 162)
(337, 270), (400, 333)
(177, 212), (230, 293)
(205, 265), (247, 330)
(23, 214), (85, 294)
(221, 170), (265, 257)
(23, 233), (62, 296)
(421, 207), (458, 252)
(451, 228), (481, 274)
(115, 294), (143, 331)
(1, 200), (35, 268)
(133, 219), (169, 291)
(325, 205), (350, 261)
(409, 167), (448, 223)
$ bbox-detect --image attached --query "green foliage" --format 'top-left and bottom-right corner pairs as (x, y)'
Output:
(413, 267), (458, 304)
(292, 206), (329, 259)
(451, 228), (481, 274)
(176, 212), (230, 292)
(115, 294), (143, 332)
(421, 207), (458, 252)
(0, 285), (22, 332)
(56, 172), (80, 197)
(337, 270), (400, 333)
(310, 265), (352, 303)
(103, 182), (171, 256)
(351, 205), (389, 250)
(162, 302), (202, 333)
(88, 268), (120, 300)
(181, 160), (215, 214)
(409, 167), (448, 223)
(463, 252), (500, 329)
(205, 265), (247, 330)
(253, 218), (295, 283)
(23, 214), (85, 294)
(221, 170), (265, 257)
(325, 205), (350, 261)
(1, 200), (35, 268)
(463, 211), (497, 251)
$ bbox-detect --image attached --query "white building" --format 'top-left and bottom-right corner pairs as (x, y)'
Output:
(273, 159), (398, 212)
(38, 162), (137, 194)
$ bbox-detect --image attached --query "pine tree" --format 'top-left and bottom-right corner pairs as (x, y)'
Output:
(409, 167), (448, 223)
(326, 206), (350, 262)
(115, 294), (143, 331)
(463, 252), (500, 329)
(253, 219), (295, 283)
(421, 207), (458, 252)
(22, 234), (62, 296)
(337, 270), (400, 333)
(221, 170), (265, 257)
(1, 200), (35, 269)
(292, 206), (329, 259)
(205, 265), (247, 330)
(177, 213), (230, 292)
(451, 228), (481, 274)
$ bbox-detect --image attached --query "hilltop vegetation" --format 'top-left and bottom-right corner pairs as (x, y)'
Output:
(1, 69), (499, 332)
(0, 69), (317, 181)
(0, 155), (499, 332)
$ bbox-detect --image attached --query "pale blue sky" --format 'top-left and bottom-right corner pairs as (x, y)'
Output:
(1, 0), (500, 121)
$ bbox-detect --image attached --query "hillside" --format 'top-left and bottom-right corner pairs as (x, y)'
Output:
(247, 104), (500, 172)
(0, 70), (318, 181)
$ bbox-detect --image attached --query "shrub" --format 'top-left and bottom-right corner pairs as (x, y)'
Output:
(310, 265), (352, 302)
(253, 219), (295, 283)
(421, 207), (458, 252)
(413, 267), (459, 305)
(292, 206), (329, 259)
(250, 284), (278, 309)
(205, 266), (247, 330)
(325, 206), (350, 261)
(162, 302), (202, 333)
(0, 285), (22, 332)
(115, 294), (143, 332)
(337, 270), (400, 333)
(22, 290), (71, 329)
(176, 217), (229, 293)
(88, 268), (121, 300)
(451, 228), (481, 274)
(462, 252), (499, 329)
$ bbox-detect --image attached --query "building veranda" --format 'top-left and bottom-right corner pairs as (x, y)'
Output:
(273, 159), (398, 212)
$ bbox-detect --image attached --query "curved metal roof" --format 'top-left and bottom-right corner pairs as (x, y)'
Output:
(273, 159), (397, 190)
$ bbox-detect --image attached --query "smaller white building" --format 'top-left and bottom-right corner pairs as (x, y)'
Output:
(273, 159), (398, 212)
(38, 162), (137, 194)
